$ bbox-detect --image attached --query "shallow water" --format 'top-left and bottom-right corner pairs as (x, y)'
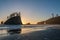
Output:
(0, 25), (45, 36)
(0, 25), (60, 40)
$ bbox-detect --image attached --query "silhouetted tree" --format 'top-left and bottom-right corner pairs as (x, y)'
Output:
(56, 14), (58, 17)
(51, 13), (54, 18)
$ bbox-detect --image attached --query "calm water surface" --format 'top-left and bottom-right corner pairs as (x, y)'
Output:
(0, 25), (60, 37)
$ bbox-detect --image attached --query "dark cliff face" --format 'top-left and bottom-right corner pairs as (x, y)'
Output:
(37, 16), (60, 24)
(46, 16), (60, 24)
(4, 16), (22, 25)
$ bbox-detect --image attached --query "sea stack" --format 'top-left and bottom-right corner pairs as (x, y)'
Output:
(4, 12), (22, 25)
(4, 12), (22, 34)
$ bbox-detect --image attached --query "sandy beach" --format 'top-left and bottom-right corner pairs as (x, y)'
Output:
(0, 29), (60, 40)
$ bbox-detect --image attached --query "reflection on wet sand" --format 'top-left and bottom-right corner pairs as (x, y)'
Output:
(0, 25), (60, 40)
(21, 27), (44, 34)
(0, 29), (60, 40)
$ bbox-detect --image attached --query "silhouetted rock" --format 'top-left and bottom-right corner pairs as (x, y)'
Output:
(26, 23), (31, 25)
(4, 12), (22, 34)
(46, 16), (60, 24)
(1, 21), (3, 24)
(37, 21), (45, 24)
(4, 12), (22, 25)
(37, 16), (60, 24)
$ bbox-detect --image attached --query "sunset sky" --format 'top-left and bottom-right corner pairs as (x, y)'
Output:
(0, 0), (60, 24)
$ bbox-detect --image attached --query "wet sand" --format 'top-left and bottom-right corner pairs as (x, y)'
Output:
(0, 29), (60, 40)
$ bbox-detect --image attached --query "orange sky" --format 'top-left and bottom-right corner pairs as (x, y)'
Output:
(0, 16), (42, 24)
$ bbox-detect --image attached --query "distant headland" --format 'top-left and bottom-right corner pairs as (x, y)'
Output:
(0, 13), (60, 25)
(37, 16), (60, 25)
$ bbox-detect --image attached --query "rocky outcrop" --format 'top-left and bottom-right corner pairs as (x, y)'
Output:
(46, 16), (60, 24)
(4, 12), (22, 25)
